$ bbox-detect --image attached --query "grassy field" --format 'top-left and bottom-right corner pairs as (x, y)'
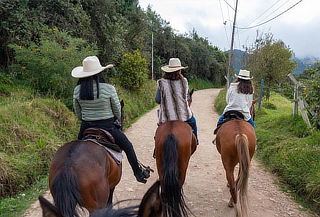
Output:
(215, 89), (320, 213)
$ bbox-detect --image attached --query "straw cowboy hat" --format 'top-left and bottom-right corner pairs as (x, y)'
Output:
(71, 56), (113, 78)
(161, 58), (188, 73)
(236, 69), (253, 80)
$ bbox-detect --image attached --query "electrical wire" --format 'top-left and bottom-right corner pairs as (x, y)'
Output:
(236, 0), (302, 30)
(219, 0), (230, 47)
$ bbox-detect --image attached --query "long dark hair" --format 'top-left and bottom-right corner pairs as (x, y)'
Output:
(77, 72), (106, 100)
(163, 70), (184, 80)
(237, 78), (253, 94)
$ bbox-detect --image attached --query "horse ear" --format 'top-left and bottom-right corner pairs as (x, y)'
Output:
(120, 99), (124, 107)
(38, 196), (63, 217)
(189, 89), (194, 97)
(138, 181), (162, 217)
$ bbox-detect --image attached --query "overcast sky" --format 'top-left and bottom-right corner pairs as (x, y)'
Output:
(139, 0), (320, 58)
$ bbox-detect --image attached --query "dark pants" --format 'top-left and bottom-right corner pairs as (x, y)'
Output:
(78, 119), (141, 175)
(217, 114), (255, 128)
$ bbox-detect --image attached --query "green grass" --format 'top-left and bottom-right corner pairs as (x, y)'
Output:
(189, 78), (218, 90)
(0, 177), (48, 217)
(214, 90), (320, 213)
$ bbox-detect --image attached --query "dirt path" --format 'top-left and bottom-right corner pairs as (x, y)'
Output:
(24, 89), (316, 217)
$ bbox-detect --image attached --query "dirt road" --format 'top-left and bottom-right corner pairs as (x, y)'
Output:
(24, 89), (315, 217)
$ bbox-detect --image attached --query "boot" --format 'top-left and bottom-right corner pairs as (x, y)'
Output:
(135, 167), (150, 184)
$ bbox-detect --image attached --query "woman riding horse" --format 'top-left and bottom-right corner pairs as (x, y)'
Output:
(154, 58), (198, 217)
(72, 56), (150, 183)
(48, 56), (150, 216)
(215, 69), (256, 217)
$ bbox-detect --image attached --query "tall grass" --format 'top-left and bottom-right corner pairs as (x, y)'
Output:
(189, 78), (218, 90)
(214, 90), (320, 213)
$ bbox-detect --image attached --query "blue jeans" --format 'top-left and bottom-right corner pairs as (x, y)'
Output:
(186, 116), (198, 139)
(217, 114), (255, 128)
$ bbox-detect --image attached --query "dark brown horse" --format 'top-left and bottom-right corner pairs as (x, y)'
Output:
(39, 180), (163, 217)
(48, 101), (125, 216)
(215, 114), (256, 216)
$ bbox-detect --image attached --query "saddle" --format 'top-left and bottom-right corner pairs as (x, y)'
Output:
(214, 110), (245, 134)
(83, 128), (122, 153)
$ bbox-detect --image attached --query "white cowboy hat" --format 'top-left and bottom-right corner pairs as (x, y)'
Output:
(71, 56), (113, 78)
(236, 69), (253, 80)
(161, 58), (188, 73)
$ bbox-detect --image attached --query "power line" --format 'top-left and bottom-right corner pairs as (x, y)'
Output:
(255, 0), (293, 25)
(222, 0), (235, 10)
(236, 0), (303, 30)
(219, 0), (230, 47)
(247, 0), (284, 27)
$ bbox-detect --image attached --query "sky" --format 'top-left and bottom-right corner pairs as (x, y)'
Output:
(139, 0), (320, 58)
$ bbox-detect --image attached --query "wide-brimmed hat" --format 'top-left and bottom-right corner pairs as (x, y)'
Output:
(161, 58), (188, 73)
(236, 69), (253, 80)
(71, 56), (113, 78)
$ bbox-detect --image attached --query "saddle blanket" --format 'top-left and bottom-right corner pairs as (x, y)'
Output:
(85, 139), (123, 165)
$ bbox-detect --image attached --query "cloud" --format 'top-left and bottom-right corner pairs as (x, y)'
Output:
(140, 0), (320, 58)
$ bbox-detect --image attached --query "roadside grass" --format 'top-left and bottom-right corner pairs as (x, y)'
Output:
(0, 177), (47, 217)
(189, 78), (219, 90)
(214, 89), (320, 213)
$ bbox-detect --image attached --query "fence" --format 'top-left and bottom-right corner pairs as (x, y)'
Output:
(287, 73), (312, 128)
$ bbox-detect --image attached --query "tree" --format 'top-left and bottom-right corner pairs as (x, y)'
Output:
(246, 33), (296, 100)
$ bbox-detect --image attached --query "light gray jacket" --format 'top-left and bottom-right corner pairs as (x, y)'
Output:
(73, 83), (121, 121)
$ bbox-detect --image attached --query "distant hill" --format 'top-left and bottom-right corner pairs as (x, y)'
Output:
(293, 56), (319, 74)
(228, 49), (319, 75)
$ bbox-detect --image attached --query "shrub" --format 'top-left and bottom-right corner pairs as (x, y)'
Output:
(9, 28), (97, 99)
(117, 50), (148, 90)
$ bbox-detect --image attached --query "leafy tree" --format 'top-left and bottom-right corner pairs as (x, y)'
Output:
(118, 50), (148, 90)
(246, 33), (296, 100)
(9, 28), (97, 102)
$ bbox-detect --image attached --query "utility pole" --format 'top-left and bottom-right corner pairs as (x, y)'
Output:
(151, 31), (154, 80)
(226, 0), (239, 88)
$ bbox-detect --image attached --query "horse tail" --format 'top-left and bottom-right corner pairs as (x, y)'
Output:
(235, 134), (251, 217)
(162, 133), (188, 217)
(51, 148), (82, 217)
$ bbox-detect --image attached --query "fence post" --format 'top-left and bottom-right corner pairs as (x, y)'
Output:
(258, 79), (264, 111)
(293, 84), (299, 116)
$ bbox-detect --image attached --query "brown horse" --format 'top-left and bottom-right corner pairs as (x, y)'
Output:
(154, 120), (197, 217)
(216, 118), (256, 217)
(39, 180), (163, 217)
(48, 101), (125, 216)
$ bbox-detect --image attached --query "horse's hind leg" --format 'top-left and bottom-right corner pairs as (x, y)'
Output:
(107, 188), (115, 206)
(225, 167), (237, 207)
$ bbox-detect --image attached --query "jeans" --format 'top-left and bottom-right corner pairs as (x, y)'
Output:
(78, 119), (141, 175)
(186, 116), (198, 139)
(217, 114), (255, 128)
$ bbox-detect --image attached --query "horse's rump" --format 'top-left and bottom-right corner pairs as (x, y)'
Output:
(49, 140), (121, 214)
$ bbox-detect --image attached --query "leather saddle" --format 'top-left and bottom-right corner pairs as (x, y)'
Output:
(214, 110), (245, 134)
(83, 128), (122, 153)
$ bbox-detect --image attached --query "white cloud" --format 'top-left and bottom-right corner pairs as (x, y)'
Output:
(139, 0), (320, 58)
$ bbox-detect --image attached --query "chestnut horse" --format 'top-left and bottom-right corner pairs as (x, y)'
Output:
(154, 121), (197, 217)
(39, 180), (163, 217)
(215, 109), (256, 216)
(48, 101), (124, 216)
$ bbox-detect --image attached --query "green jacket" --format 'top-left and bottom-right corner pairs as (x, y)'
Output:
(73, 83), (121, 121)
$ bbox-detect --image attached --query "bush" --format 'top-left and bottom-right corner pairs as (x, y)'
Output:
(117, 50), (148, 90)
(9, 28), (97, 99)
(300, 63), (320, 128)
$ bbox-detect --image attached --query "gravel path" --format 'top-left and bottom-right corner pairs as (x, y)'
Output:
(23, 88), (316, 217)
